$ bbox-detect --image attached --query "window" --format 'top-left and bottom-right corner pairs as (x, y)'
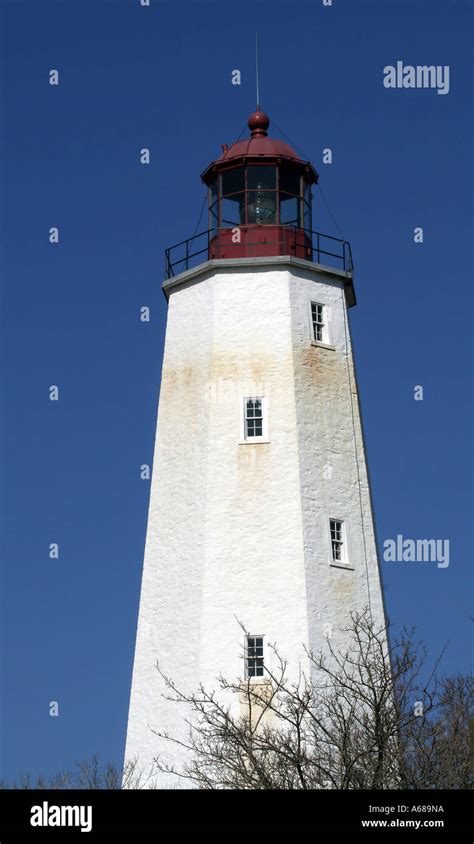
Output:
(247, 165), (276, 190)
(221, 167), (245, 196)
(279, 194), (300, 226)
(240, 397), (269, 443)
(221, 195), (244, 226)
(245, 398), (263, 437)
(330, 519), (345, 564)
(311, 302), (325, 343)
(246, 636), (264, 678)
(309, 301), (334, 348)
(279, 165), (301, 195)
(246, 191), (277, 224)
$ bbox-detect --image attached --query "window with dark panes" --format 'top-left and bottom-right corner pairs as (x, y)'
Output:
(245, 398), (263, 438)
(245, 166), (277, 224)
(279, 165), (302, 226)
(279, 165), (301, 196)
(246, 636), (264, 678)
(247, 165), (276, 190)
(330, 519), (345, 563)
(311, 302), (324, 342)
(221, 195), (245, 226)
(247, 191), (277, 224)
(221, 167), (245, 196)
(280, 194), (300, 226)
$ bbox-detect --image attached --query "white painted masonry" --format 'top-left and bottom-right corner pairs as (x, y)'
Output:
(124, 258), (387, 787)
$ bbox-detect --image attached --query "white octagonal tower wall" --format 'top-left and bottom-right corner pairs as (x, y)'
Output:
(288, 268), (386, 661)
(198, 267), (309, 690)
(124, 258), (386, 788)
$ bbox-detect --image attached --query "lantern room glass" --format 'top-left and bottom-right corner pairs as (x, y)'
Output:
(247, 191), (277, 224)
(247, 166), (276, 191)
(209, 164), (312, 230)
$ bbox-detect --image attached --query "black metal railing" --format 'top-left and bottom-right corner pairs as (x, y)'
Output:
(164, 227), (353, 279)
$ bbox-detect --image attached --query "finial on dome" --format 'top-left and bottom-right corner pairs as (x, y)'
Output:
(248, 107), (270, 137)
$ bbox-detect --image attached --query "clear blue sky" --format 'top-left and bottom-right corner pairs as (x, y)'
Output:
(1, 0), (472, 782)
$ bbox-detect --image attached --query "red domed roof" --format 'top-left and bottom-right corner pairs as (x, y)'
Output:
(219, 108), (299, 161)
(217, 134), (300, 162)
(201, 108), (318, 184)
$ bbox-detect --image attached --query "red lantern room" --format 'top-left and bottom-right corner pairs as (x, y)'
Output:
(200, 108), (319, 261)
(164, 107), (353, 296)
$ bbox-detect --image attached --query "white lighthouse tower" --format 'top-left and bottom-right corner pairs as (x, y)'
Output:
(125, 108), (387, 787)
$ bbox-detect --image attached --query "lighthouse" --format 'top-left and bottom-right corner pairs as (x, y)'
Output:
(125, 108), (387, 787)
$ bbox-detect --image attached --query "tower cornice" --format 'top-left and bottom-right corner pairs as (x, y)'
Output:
(162, 255), (356, 308)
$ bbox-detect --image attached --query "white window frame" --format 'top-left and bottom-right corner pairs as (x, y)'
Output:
(245, 635), (265, 679)
(308, 300), (334, 349)
(239, 396), (269, 443)
(329, 518), (350, 567)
